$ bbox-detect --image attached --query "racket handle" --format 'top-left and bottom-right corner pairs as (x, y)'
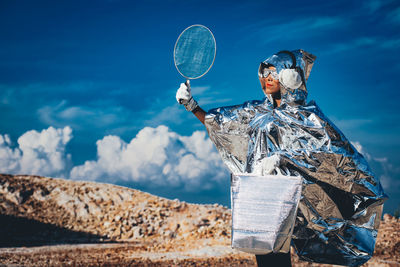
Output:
(179, 79), (190, 104)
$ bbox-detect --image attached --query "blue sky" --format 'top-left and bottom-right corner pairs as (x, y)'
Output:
(0, 0), (399, 214)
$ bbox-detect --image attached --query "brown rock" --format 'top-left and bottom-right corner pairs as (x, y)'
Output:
(0, 173), (398, 266)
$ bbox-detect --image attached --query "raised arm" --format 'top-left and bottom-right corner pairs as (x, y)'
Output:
(176, 80), (205, 125)
(192, 106), (206, 125)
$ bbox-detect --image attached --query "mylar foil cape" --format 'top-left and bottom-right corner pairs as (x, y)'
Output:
(204, 49), (387, 266)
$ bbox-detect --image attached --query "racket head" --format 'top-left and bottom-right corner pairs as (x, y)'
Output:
(174, 24), (216, 80)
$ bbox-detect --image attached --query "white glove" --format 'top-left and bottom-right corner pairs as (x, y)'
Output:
(253, 155), (281, 176)
(176, 81), (192, 104)
(279, 69), (302, 90)
(176, 80), (199, 112)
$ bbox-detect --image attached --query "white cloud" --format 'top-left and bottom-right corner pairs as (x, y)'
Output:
(142, 84), (232, 129)
(364, 0), (383, 14)
(144, 104), (186, 127)
(1, 125), (397, 199)
(351, 140), (400, 193)
(37, 100), (131, 130)
(351, 141), (371, 160)
(0, 125), (229, 191)
(388, 7), (400, 24)
(0, 134), (21, 173)
(0, 87), (14, 105)
(363, 0), (399, 20)
(70, 125), (229, 191)
(0, 126), (73, 178)
(374, 157), (400, 192)
(321, 36), (400, 55)
(242, 16), (346, 44)
(332, 117), (372, 132)
(191, 85), (211, 95)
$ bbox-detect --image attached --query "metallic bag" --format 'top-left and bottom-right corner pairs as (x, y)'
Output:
(231, 173), (303, 254)
(204, 50), (387, 266)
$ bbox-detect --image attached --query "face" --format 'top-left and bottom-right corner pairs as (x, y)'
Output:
(259, 66), (280, 95)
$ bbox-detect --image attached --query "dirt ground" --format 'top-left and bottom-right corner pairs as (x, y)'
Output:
(0, 241), (257, 267)
(0, 238), (399, 267)
(0, 174), (399, 266)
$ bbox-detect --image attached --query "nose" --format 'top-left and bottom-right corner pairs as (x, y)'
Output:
(267, 74), (274, 81)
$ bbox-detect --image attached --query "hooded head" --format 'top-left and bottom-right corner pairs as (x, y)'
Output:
(259, 49), (316, 105)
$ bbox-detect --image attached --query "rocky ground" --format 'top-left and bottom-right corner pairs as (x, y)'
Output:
(0, 174), (398, 266)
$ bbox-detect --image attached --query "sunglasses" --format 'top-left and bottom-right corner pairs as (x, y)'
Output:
(259, 68), (279, 80)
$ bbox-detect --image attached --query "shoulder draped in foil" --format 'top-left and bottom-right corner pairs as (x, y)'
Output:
(204, 49), (388, 266)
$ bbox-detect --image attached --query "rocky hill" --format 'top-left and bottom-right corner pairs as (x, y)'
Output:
(0, 174), (398, 266)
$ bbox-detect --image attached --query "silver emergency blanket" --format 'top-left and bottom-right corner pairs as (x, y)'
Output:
(231, 173), (302, 254)
(204, 49), (387, 266)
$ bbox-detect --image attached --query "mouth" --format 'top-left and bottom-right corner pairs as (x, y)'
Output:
(266, 84), (273, 87)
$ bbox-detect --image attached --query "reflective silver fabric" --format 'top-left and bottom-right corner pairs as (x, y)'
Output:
(205, 49), (387, 266)
(231, 173), (302, 254)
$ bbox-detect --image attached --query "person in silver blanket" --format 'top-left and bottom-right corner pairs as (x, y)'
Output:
(176, 49), (387, 267)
